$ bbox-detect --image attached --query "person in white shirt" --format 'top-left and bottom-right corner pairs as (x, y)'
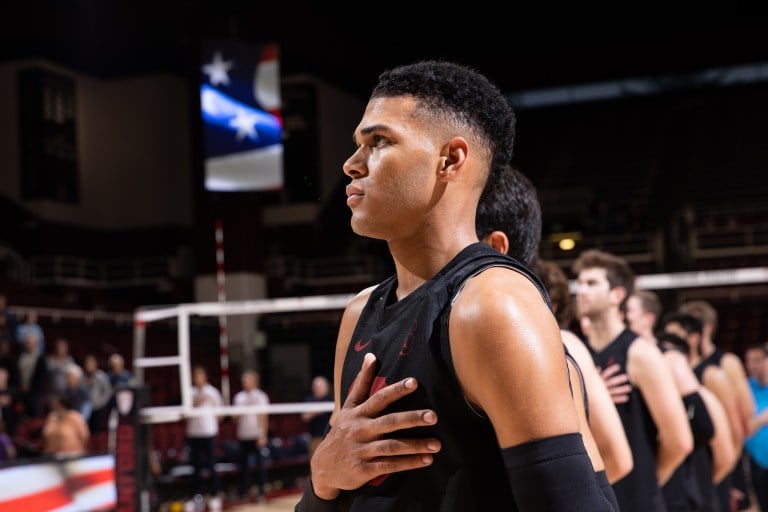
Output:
(233, 369), (270, 501)
(185, 365), (223, 509)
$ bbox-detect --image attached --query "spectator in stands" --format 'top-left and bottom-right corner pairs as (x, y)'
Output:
(42, 394), (89, 457)
(0, 339), (19, 390)
(62, 363), (91, 423)
(0, 295), (13, 346)
(83, 354), (112, 433)
(185, 364), (223, 511)
(47, 337), (74, 396)
(744, 342), (767, 381)
(106, 353), (132, 414)
(300, 375), (332, 459)
(232, 369), (270, 502)
(14, 310), (44, 354)
(0, 417), (15, 462)
(0, 367), (19, 437)
(107, 353), (132, 388)
(16, 330), (48, 418)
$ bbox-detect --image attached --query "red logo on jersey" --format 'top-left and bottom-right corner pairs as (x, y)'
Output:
(354, 338), (372, 352)
(399, 321), (417, 356)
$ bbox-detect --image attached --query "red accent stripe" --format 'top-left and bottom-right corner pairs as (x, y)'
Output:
(1, 468), (115, 512)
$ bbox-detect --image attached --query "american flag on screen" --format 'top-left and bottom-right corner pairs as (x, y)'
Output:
(200, 40), (283, 191)
(0, 454), (116, 511)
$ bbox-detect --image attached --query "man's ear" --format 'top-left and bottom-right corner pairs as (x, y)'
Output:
(611, 285), (628, 307)
(482, 230), (509, 256)
(439, 137), (468, 178)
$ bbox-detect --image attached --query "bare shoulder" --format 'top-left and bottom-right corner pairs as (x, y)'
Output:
(450, 266), (552, 325)
(336, 286), (376, 346)
(628, 334), (665, 363)
(627, 335), (669, 383)
(721, 351), (748, 375)
(561, 330), (592, 364)
(449, 266), (577, 444)
(448, 266), (565, 404)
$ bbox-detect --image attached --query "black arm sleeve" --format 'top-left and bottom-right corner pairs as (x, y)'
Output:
(294, 479), (338, 512)
(502, 432), (618, 511)
(683, 391), (715, 448)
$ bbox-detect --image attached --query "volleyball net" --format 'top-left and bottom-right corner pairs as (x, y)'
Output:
(132, 265), (768, 424)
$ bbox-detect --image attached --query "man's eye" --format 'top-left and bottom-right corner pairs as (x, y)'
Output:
(371, 136), (387, 147)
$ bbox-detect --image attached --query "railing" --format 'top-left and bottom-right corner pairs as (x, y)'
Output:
(693, 223), (768, 259)
(263, 254), (382, 288)
(29, 255), (177, 288)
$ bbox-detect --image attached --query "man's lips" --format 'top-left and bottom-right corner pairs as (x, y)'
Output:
(346, 184), (364, 206)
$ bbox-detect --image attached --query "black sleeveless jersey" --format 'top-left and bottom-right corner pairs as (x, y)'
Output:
(592, 329), (667, 512)
(694, 349), (724, 381)
(693, 349), (731, 512)
(658, 346), (720, 512)
(335, 242), (551, 511)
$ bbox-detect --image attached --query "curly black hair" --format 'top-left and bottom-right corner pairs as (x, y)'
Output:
(371, 60), (515, 182)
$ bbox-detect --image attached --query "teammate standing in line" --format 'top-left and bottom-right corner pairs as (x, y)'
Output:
(573, 249), (693, 511)
(475, 163), (632, 488)
(679, 299), (755, 511)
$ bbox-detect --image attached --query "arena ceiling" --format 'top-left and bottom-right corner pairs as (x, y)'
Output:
(3, 4), (768, 101)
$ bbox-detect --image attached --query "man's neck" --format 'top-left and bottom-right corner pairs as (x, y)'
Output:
(587, 311), (627, 352)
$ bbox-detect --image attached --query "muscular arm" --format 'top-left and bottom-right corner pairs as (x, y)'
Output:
(561, 329), (633, 484)
(721, 352), (756, 438)
(450, 268), (580, 447)
(450, 269), (615, 510)
(627, 339), (693, 485)
(664, 350), (737, 483)
(703, 365), (744, 453)
(698, 386), (737, 484)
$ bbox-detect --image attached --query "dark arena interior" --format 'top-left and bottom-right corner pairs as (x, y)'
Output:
(1, 4), (768, 511)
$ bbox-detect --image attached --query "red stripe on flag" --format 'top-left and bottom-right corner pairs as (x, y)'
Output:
(1, 467), (115, 512)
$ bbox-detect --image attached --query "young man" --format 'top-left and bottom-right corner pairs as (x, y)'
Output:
(476, 164), (632, 488)
(663, 311), (743, 512)
(233, 369), (270, 502)
(296, 61), (615, 511)
(656, 314), (737, 512)
(627, 293), (736, 489)
(679, 299), (755, 511)
(573, 249), (693, 512)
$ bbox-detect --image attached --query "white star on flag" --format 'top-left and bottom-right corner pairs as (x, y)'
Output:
(202, 52), (234, 86)
(229, 109), (260, 141)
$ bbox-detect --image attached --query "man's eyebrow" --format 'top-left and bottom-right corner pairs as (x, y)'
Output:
(352, 124), (391, 144)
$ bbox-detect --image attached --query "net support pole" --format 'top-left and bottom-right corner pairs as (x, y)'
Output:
(215, 219), (230, 405)
(133, 319), (146, 385)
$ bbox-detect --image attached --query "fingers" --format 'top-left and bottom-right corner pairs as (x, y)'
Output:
(344, 353), (429, 419)
(343, 352), (379, 409)
(370, 409), (438, 435)
(608, 384), (633, 404)
(600, 363), (632, 404)
(600, 363), (623, 380)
